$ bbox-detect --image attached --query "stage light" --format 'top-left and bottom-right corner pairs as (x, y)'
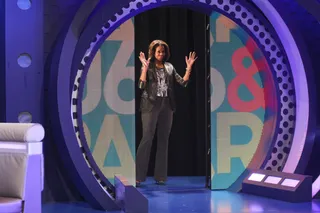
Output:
(264, 176), (282, 185)
(242, 169), (312, 203)
(248, 173), (265, 182)
(281, 178), (300, 188)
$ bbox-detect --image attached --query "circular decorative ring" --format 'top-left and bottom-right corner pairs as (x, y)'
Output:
(71, 0), (295, 191)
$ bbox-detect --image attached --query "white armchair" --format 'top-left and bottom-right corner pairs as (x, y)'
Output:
(0, 123), (44, 213)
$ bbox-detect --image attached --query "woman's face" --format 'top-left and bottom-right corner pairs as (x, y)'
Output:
(154, 45), (165, 62)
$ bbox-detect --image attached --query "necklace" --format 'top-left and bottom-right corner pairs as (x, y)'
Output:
(155, 64), (164, 69)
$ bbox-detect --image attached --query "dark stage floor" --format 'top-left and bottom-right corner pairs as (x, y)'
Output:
(43, 177), (320, 213)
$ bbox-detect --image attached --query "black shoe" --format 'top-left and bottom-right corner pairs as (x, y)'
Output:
(136, 181), (142, 187)
(155, 180), (166, 185)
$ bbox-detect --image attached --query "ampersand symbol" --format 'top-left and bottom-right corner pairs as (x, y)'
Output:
(228, 38), (270, 112)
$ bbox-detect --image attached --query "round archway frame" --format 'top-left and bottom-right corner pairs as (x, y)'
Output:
(48, 0), (315, 210)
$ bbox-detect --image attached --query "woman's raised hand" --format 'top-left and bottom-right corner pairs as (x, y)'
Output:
(185, 51), (198, 69)
(139, 52), (150, 69)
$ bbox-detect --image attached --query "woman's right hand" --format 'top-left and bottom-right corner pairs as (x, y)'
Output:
(139, 52), (150, 69)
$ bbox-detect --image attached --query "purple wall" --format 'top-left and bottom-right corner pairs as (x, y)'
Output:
(0, 1), (5, 122)
(44, 0), (85, 63)
(5, 0), (43, 123)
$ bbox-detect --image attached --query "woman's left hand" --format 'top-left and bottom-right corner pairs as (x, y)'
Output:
(185, 51), (198, 70)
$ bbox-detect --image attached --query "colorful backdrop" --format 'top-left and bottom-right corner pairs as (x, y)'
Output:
(82, 19), (136, 185)
(210, 13), (266, 189)
(81, 12), (268, 189)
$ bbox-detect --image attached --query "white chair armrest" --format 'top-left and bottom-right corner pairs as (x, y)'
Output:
(0, 123), (44, 142)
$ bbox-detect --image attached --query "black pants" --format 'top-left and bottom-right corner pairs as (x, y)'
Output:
(136, 97), (173, 182)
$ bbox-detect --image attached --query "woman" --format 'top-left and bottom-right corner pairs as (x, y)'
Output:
(136, 39), (197, 186)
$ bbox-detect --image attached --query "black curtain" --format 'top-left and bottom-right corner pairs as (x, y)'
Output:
(134, 7), (208, 177)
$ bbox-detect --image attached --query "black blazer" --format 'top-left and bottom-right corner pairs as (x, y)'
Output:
(138, 62), (188, 113)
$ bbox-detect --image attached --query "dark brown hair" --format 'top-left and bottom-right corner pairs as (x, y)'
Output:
(148, 40), (171, 62)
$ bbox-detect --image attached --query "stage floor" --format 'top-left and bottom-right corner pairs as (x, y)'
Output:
(43, 177), (320, 213)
